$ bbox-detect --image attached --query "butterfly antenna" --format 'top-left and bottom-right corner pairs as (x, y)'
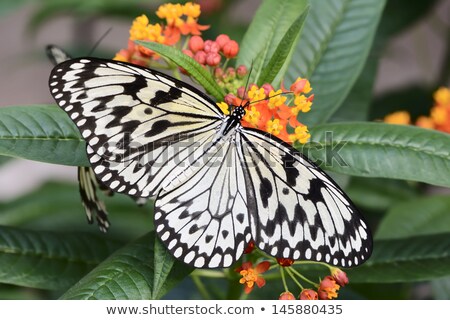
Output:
(87, 27), (113, 56)
(249, 91), (294, 105)
(239, 60), (254, 106)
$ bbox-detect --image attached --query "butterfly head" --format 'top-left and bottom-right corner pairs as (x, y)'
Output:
(230, 103), (247, 121)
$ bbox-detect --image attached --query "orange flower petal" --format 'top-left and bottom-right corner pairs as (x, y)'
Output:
(255, 261), (270, 273)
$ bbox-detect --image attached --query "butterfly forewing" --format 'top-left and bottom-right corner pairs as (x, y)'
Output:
(50, 58), (224, 198)
(238, 128), (372, 267)
(47, 48), (112, 231)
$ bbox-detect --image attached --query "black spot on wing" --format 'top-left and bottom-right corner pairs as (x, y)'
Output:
(150, 87), (182, 105)
(236, 213), (245, 224)
(145, 119), (172, 137)
(281, 153), (299, 187)
(303, 178), (325, 202)
(259, 178), (273, 208)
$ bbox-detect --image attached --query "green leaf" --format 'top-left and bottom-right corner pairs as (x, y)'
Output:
(286, 0), (386, 125)
(329, 51), (379, 122)
(0, 105), (88, 166)
(60, 232), (193, 299)
(376, 196), (450, 240)
(0, 182), (153, 240)
(136, 41), (225, 101)
(236, 0), (309, 84)
(348, 233), (450, 283)
(302, 122), (450, 188)
(0, 225), (122, 290)
(346, 177), (418, 211)
(257, 7), (310, 86)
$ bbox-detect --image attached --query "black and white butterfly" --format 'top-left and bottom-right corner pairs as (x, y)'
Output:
(49, 57), (372, 268)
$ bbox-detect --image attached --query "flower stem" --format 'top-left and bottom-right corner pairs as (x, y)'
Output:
(289, 267), (319, 288)
(285, 267), (304, 290)
(191, 270), (226, 278)
(190, 274), (211, 299)
(280, 267), (289, 292)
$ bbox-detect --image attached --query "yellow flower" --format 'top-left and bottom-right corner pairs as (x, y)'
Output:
(129, 14), (150, 40)
(217, 102), (230, 115)
(431, 106), (447, 125)
(248, 85), (265, 102)
(433, 87), (450, 107)
(147, 23), (165, 43)
(294, 94), (312, 113)
(113, 52), (128, 62)
(266, 119), (283, 135)
(156, 3), (184, 27)
(289, 125), (310, 144)
(183, 2), (201, 18)
(383, 111), (411, 125)
(243, 106), (261, 126)
(416, 116), (435, 129)
(268, 89), (287, 109)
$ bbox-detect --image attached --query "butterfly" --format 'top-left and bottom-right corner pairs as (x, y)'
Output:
(49, 57), (373, 268)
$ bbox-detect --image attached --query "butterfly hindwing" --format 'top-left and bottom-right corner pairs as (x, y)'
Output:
(154, 135), (252, 268)
(238, 128), (372, 267)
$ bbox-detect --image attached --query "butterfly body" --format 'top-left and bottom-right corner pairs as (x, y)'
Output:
(49, 58), (372, 268)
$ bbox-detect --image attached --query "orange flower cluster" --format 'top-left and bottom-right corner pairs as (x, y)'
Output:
(222, 78), (314, 145)
(113, 2), (314, 146)
(282, 268), (348, 300)
(384, 87), (450, 134)
(114, 2), (208, 64)
(237, 245), (349, 299)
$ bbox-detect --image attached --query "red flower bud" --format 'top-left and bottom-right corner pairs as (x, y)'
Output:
(194, 51), (207, 65)
(261, 83), (275, 97)
(279, 291), (296, 300)
(222, 40), (239, 58)
(331, 268), (349, 287)
(276, 258), (294, 267)
(204, 40), (220, 53)
(225, 67), (236, 79)
(206, 52), (221, 66)
(188, 35), (204, 53)
(214, 67), (224, 79)
(224, 93), (237, 107)
(182, 49), (194, 58)
(237, 86), (247, 99)
(215, 34), (230, 49)
(299, 289), (318, 300)
(236, 65), (248, 78)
